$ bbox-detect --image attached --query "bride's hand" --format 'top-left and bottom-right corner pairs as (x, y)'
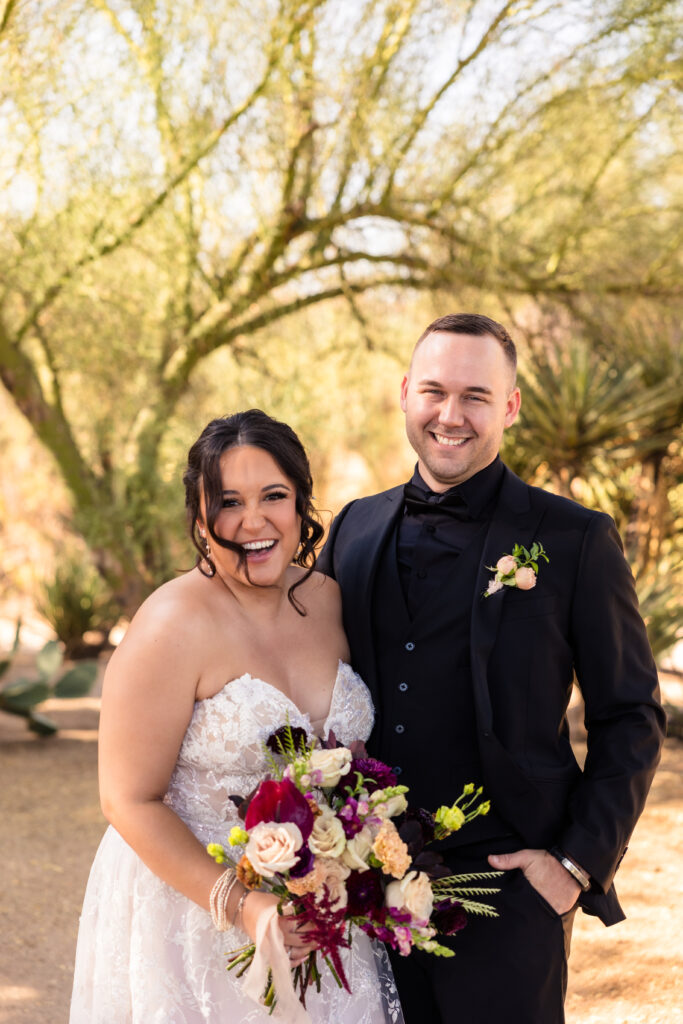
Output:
(240, 891), (319, 968)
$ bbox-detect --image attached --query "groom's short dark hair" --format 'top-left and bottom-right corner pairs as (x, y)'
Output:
(415, 313), (517, 378)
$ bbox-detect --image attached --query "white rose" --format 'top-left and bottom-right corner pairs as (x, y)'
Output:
(370, 792), (408, 819)
(385, 870), (434, 922)
(341, 826), (374, 873)
(245, 821), (303, 877)
(308, 806), (347, 859)
(308, 747), (353, 788)
(317, 858), (351, 912)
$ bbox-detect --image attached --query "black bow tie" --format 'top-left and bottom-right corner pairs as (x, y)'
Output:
(403, 482), (470, 519)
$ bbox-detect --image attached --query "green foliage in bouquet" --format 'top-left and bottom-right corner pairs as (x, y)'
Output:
(0, 621), (98, 736)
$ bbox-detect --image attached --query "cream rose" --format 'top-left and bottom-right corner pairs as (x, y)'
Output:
(341, 826), (374, 872)
(308, 747), (353, 788)
(244, 821), (303, 877)
(385, 870), (434, 922)
(370, 792), (408, 820)
(317, 858), (351, 912)
(514, 566), (537, 590)
(308, 806), (347, 859)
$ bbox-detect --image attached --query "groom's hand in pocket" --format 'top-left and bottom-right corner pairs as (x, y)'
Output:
(488, 848), (581, 915)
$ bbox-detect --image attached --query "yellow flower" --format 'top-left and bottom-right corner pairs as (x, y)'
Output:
(228, 826), (249, 846)
(207, 843), (225, 859)
(435, 804), (465, 832)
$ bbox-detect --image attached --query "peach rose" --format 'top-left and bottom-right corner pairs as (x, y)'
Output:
(244, 821), (303, 877)
(385, 870), (434, 922)
(308, 747), (353, 788)
(496, 555), (517, 576)
(341, 826), (374, 872)
(514, 566), (537, 590)
(308, 806), (347, 859)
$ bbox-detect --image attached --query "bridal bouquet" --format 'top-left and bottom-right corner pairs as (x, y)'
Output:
(208, 725), (501, 1015)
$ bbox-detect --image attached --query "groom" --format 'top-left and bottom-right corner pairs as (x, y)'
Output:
(318, 313), (665, 1023)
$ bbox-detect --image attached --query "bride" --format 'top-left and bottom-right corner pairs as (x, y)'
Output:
(70, 410), (403, 1023)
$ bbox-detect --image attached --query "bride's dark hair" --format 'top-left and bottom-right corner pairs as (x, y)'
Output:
(183, 410), (324, 615)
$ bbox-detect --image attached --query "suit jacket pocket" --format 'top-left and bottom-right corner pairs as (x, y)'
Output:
(502, 594), (556, 621)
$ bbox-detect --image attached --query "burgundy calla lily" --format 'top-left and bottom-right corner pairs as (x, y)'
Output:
(244, 778), (314, 839)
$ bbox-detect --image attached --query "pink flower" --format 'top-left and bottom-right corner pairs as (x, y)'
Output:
(514, 566), (537, 590)
(496, 555), (517, 576)
(485, 578), (504, 596)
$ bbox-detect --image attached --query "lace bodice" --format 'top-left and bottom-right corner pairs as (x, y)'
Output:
(164, 661), (374, 845)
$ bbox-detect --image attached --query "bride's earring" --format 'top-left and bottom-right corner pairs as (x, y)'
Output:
(198, 527), (211, 559)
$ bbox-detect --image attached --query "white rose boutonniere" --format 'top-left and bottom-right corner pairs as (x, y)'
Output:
(484, 542), (549, 598)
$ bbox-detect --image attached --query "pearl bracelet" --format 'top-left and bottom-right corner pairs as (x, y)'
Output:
(209, 869), (239, 931)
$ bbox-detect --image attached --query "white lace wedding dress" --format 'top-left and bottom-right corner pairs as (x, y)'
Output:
(70, 662), (404, 1023)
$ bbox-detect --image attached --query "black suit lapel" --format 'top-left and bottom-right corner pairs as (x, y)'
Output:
(469, 469), (557, 845)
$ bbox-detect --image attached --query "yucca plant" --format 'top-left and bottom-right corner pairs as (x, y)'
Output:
(0, 621), (98, 736)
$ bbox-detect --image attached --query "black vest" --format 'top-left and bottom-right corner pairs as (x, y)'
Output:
(370, 519), (513, 847)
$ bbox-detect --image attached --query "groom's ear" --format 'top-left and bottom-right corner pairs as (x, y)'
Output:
(504, 387), (521, 427)
(400, 375), (409, 411)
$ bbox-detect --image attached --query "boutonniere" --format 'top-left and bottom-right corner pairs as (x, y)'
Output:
(483, 542), (549, 597)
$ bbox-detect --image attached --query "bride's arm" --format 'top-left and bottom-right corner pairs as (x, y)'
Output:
(98, 587), (228, 908)
(97, 585), (317, 963)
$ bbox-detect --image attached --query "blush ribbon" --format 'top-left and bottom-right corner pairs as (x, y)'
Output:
(242, 904), (311, 1023)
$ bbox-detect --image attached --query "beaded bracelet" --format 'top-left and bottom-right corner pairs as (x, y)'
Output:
(209, 868), (240, 931)
(232, 888), (251, 929)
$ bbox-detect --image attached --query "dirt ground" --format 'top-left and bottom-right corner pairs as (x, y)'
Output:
(0, 685), (681, 1024)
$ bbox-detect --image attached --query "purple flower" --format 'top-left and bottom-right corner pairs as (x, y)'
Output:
(352, 757), (397, 794)
(346, 869), (385, 917)
(265, 725), (309, 756)
(432, 898), (468, 935)
(338, 797), (365, 838)
(289, 842), (315, 878)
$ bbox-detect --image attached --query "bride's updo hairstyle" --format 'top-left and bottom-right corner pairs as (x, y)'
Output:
(183, 410), (324, 614)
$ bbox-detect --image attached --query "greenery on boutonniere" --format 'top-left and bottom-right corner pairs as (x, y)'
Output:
(484, 542), (549, 597)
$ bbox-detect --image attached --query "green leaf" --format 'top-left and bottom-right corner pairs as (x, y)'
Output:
(27, 711), (58, 736)
(0, 659), (10, 680)
(35, 641), (63, 680)
(54, 661), (98, 698)
(0, 680), (51, 710)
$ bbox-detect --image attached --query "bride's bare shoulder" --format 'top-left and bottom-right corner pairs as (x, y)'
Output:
(118, 571), (212, 647)
(292, 568), (342, 616)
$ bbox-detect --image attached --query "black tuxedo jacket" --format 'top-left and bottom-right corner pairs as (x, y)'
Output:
(318, 465), (666, 925)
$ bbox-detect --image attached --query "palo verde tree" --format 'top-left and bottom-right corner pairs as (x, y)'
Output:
(0, 0), (680, 612)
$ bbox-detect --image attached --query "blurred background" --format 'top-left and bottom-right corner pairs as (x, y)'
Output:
(0, 0), (680, 663)
(0, 1), (681, 1018)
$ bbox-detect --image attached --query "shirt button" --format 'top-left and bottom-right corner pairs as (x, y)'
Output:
(405, 642), (415, 651)
(398, 682), (408, 692)
(394, 766), (402, 775)
(417, 570), (427, 579)
(395, 724), (405, 734)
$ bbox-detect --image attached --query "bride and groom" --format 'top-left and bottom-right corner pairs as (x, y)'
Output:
(70, 313), (664, 1023)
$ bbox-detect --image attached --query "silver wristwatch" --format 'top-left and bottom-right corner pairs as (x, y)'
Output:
(550, 847), (591, 891)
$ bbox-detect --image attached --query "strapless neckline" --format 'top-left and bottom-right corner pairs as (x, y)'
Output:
(196, 658), (347, 732)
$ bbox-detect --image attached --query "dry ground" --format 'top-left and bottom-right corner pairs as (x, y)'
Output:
(0, 688), (681, 1024)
